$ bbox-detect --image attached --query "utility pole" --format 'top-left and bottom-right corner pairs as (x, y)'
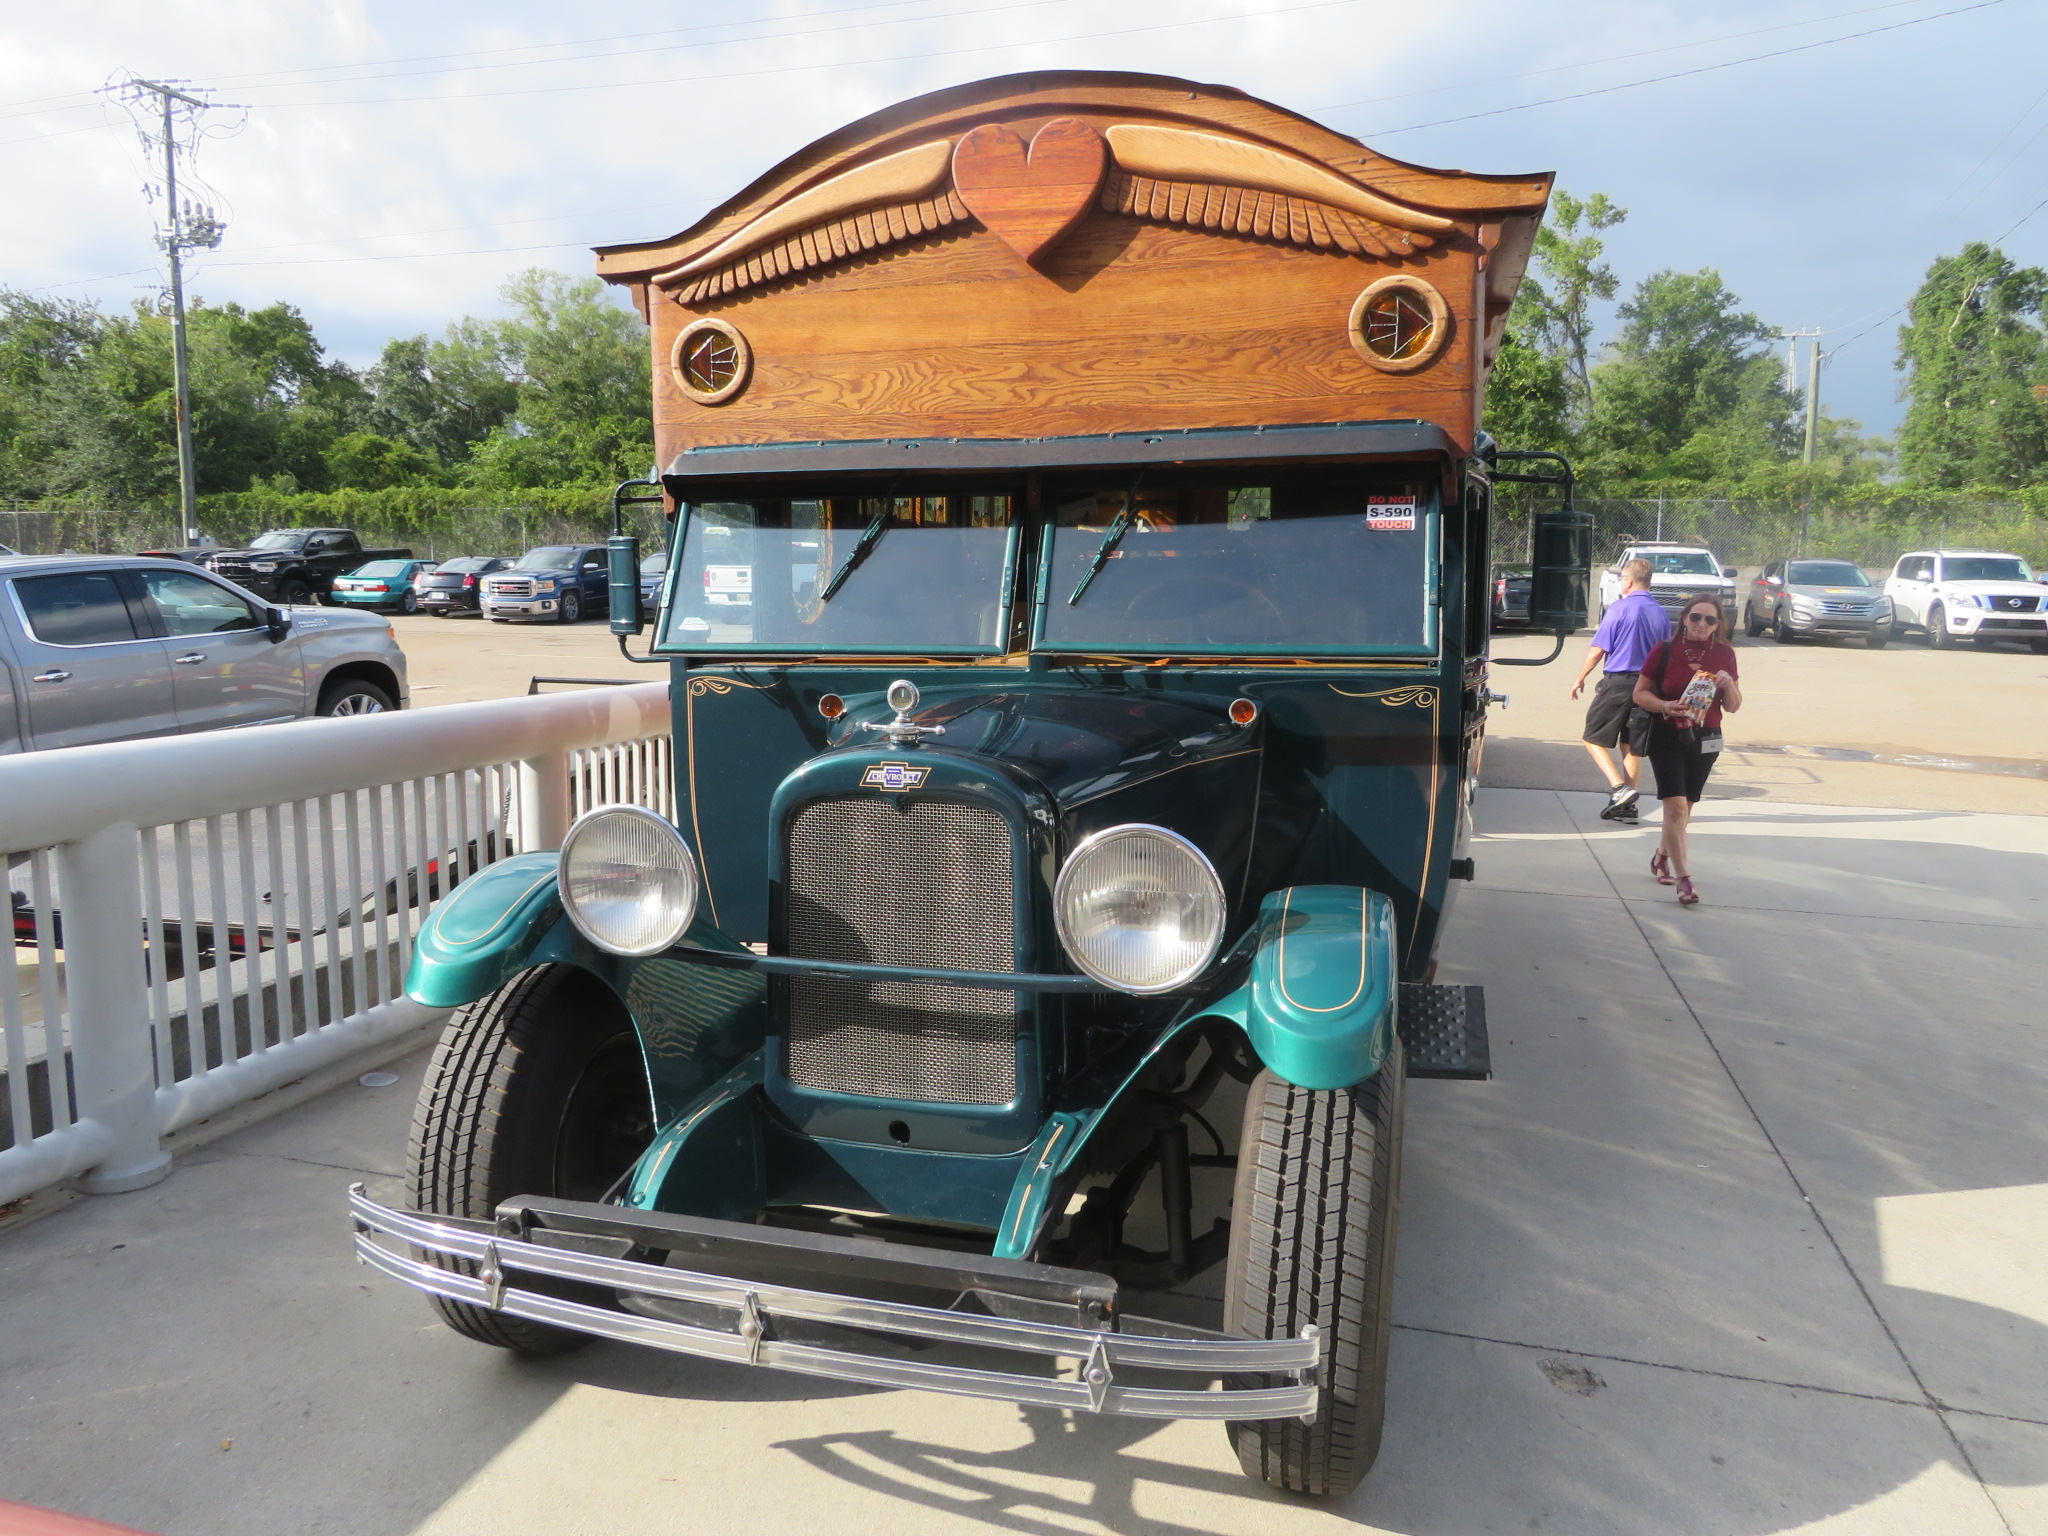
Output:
(103, 78), (236, 543)
(1803, 333), (1823, 465)
(1774, 329), (1822, 463)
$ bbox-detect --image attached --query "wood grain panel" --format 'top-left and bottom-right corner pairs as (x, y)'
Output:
(650, 211), (1479, 453)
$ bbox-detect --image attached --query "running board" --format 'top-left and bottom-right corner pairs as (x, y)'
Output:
(1398, 983), (1492, 1080)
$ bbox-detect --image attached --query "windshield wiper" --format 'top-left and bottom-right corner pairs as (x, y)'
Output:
(1067, 469), (1146, 606)
(819, 478), (903, 603)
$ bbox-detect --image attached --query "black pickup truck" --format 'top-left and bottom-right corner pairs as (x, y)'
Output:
(203, 528), (412, 605)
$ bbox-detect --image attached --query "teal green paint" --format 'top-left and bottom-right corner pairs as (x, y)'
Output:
(626, 1055), (767, 1217)
(404, 854), (564, 1007)
(991, 1112), (1085, 1260)
(1220, 885), (1397, 1090)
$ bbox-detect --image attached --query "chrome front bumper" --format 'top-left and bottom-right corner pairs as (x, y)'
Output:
(349, 1185), (1321, 1420)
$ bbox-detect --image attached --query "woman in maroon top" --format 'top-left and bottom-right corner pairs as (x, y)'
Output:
(1632, 594), (1743, 905)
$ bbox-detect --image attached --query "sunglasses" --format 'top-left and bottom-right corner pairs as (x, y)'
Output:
(1683, 612), (1718, 625)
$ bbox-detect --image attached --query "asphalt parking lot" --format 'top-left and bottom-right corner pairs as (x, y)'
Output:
(391, 608), (2048, 814)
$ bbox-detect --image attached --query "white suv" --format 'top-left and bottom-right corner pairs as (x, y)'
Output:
(1598, 542), (1738, 624)
(1883, 550), (2048, 652)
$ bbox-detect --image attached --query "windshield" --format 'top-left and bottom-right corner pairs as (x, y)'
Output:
(520, 547), (581, 571)
(1637, 550), (1719, 576)
(350, 560), (408, 578)
(1787, 560), (1872, 587)
(1039, 474), (1437, 654)
(1943, 555), (2034, 582)
(249, 531), (311, 551)
(663, 492), (1014, 653)
(640, 552), (669, 574)
(436, 557), (499, 573)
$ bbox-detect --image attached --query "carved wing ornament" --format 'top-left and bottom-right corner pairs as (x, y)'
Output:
(654, 119), (1460, 304)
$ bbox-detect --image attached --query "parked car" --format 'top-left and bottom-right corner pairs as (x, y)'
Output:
(1490, 562), (1532, 628)
(1744, 558), (1890, 647)
(416, 555), (512, 616)
(1883, 549), (2048, 651)
(203, 528), (412, 606)
(638, 549), (670, 611)
(330, 558), (439, 615)
(1598, 541), (1738, 623)
(480, 544), (612, 623)
(0, 554), (409, 752)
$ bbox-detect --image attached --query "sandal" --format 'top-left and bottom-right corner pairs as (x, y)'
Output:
(1651, 851), (1675, 886)
(1677, 876), (1699, 906)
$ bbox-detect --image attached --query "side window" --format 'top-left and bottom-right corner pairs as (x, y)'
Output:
(1904, 556), (1930, 580)
(13, 570), (142, 646)
(138, 568), (262, 638)
(583, 551), (606, 569)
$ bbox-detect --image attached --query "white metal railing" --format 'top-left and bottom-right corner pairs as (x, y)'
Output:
(0, 681), (671, 1203)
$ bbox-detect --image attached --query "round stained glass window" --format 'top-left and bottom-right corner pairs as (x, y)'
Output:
(671, 318), (751, 405)
(1348, 276), (1450, 374)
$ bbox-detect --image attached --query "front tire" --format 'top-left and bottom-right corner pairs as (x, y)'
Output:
(1774, 609), (1796, 644)
(407, 964), (655, 1354)
(1867, 624), (1890, 650)
(1930, 603), (1957, 649)
(1225, 1041), (1404, 1498)
(557, 589), (583, 625)
(317, 679), (396, 716)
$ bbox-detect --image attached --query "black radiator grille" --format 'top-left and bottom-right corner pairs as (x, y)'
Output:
(784, 795), (1020, 1106)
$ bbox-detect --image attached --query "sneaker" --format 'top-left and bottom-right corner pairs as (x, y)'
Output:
(1599, 784), (1640, 821)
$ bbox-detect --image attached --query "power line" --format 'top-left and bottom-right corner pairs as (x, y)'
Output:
(241, 0), (1376, 110)
(1359, 0), (2011, 137)
(1990, 191), (2048, 244)
(1320, 0), (1948, 114)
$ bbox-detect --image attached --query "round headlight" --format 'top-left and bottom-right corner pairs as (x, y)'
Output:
(558, 805), (700, 957)
(1054, 824), (1226, 994)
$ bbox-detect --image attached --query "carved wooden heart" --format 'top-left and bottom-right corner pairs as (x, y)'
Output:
(951, 117), (1107, 266)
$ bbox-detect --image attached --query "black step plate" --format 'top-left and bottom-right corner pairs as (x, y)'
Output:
(1398, 983), (1491, 1080)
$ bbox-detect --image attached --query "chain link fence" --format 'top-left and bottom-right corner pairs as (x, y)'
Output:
(0, 503), (669, 560)
(1493, 495), (2048, 574)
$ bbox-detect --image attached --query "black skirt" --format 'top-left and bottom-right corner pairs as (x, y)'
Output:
(1645, 718), (1717, 802)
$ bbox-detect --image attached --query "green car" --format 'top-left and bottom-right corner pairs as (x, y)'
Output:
(329, 558), (436, 614)
(349, 71), (1587, 1499)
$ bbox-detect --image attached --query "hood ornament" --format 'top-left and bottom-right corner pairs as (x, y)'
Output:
(863, 679), (946, 748)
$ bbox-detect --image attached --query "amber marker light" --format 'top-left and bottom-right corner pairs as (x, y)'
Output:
(817, 694), (846, 720)
(1229, 698), (1259, 726)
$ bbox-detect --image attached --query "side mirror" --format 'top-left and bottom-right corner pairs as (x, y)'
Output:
(265, 607), (291, 642)
(1528, 502), (1593, 631)
(1721, 565), (1737, 578)
(608, 535), (645, 637)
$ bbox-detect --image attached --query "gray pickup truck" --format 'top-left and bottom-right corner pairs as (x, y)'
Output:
(0, 554), (410, 753)
(203, 528), (412, 605)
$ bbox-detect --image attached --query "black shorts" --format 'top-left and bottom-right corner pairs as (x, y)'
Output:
(1646, 720), (1717, 802)
(1582, 671), (1641, 750)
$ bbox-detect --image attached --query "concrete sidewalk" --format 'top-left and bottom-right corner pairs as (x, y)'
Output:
(3, 789), (2045, 1535)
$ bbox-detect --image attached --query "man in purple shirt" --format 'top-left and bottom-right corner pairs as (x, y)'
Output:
(1569, 558), (1671, 821)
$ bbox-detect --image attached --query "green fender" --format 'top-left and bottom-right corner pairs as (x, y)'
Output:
(406, 854), (569, 1008)
(1203, 885), (1398, 1091)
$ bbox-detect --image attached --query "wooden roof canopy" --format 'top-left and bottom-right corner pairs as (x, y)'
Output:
(595, 71), (1552, 461)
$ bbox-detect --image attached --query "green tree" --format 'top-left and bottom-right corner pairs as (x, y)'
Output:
(363, 322), (518, 467)
(1482, 287), (1573, 451)
(461, 269), (652, 489)
(1895, 242), (2048, 488)
(326, 430), (437, 489)
(1580, 268), (1797, 480)
(1515, 190), (1627, 413)
(0, 292), (103, 500)
(39, 296), (361, 501)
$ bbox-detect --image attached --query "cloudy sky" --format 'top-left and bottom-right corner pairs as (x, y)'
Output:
(2, 0), (2040, 437)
